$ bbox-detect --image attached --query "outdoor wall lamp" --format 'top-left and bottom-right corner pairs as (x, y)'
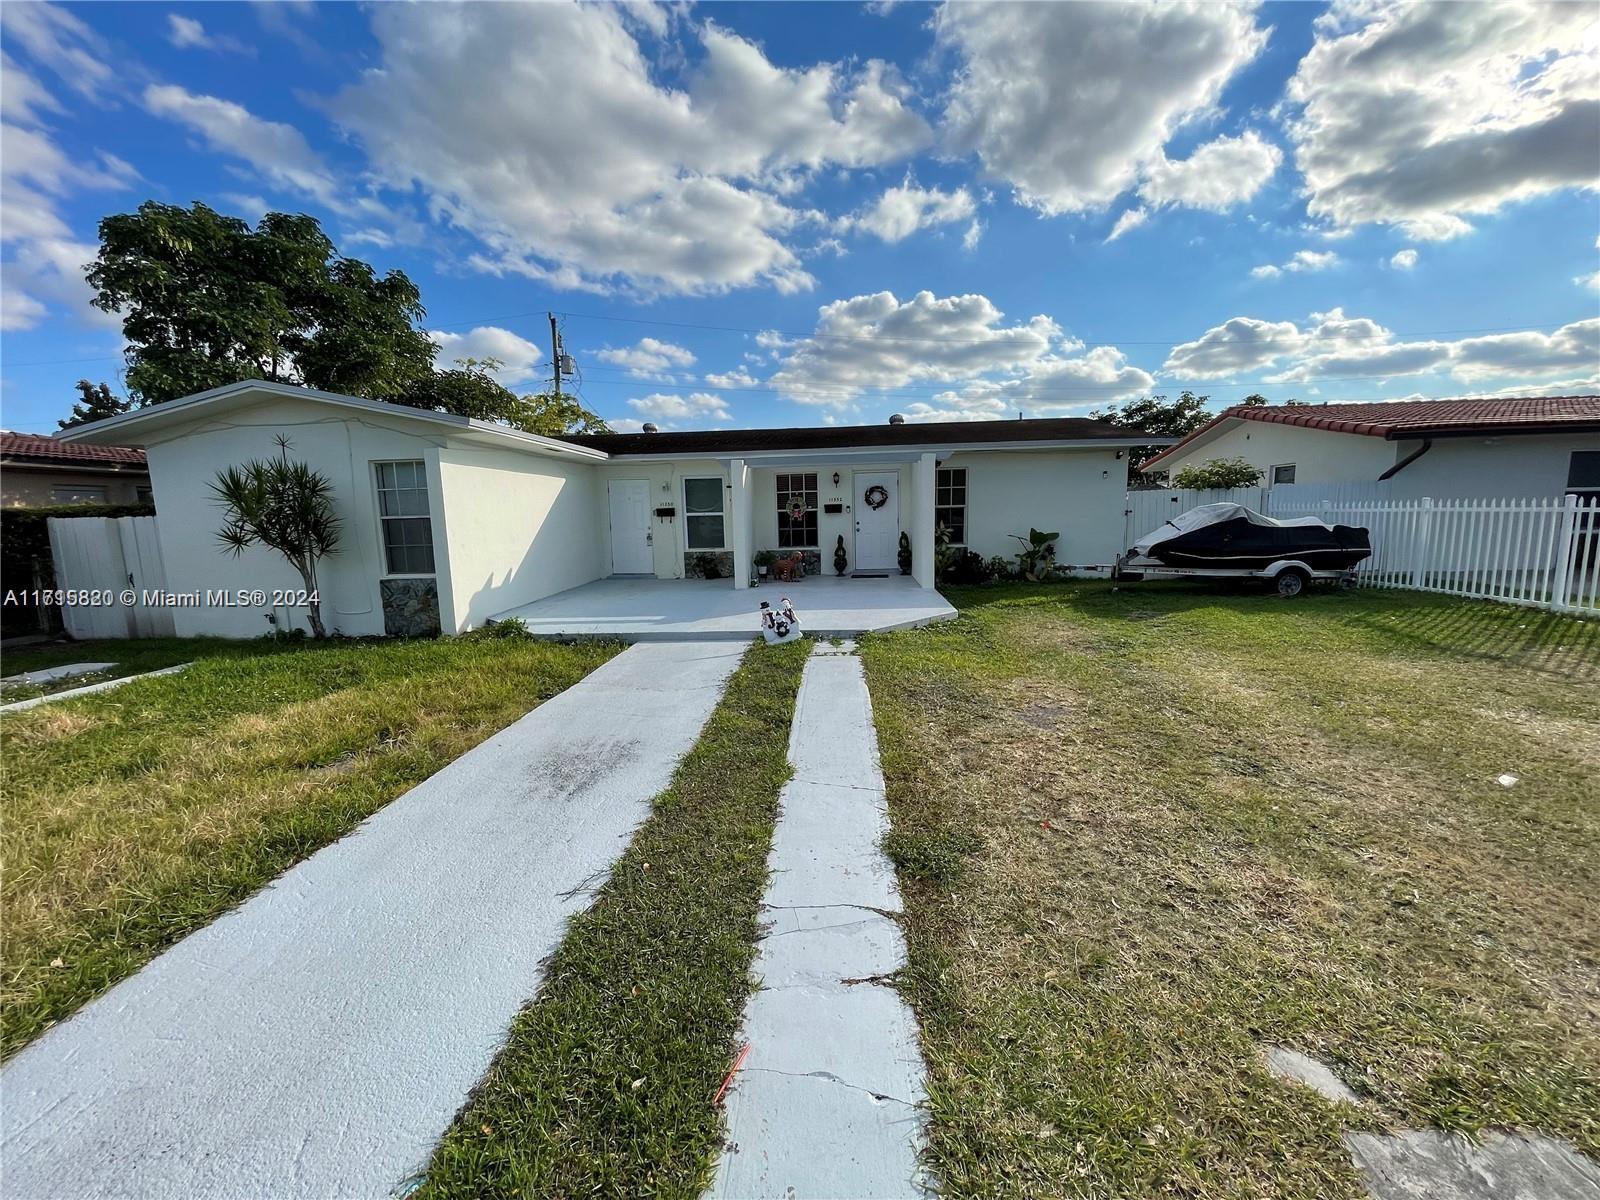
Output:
(832, 472), (841, 486)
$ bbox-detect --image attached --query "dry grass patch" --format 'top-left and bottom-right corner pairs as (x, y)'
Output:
(861, 583), (1599, 1198)
(2, 635), (619, 1057)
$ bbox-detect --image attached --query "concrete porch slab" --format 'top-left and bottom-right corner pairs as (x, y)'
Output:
(492, 575), (955, 641)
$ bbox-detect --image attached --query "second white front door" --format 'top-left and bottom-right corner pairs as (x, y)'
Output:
(608, 479), (654, 574)
(855, 471), (899, 571)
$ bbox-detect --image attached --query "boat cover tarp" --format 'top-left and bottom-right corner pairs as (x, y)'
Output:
(1133, 503), (1326, 556)
(1131, 503), (1371, 571)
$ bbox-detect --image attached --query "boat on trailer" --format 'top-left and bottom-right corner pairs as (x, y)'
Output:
(1114, 503), (1372, 596)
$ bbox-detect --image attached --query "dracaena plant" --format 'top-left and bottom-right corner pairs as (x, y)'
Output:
(1009, 528), (1060, 582)
(212, 435), (342, 638)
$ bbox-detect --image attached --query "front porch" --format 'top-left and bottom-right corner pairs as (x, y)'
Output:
(491, 575), (955, 640)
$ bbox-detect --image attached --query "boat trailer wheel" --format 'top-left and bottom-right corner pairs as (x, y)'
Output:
(1274, 569), (1308, 597)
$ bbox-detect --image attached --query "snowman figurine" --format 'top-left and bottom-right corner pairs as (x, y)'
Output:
(759, 598), (803, 644)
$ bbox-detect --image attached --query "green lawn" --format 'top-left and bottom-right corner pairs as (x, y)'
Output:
(860, 583), (1599, 1198)
(421, 638), (810, 1200)
(1, 636), (249, 701)
(1, 634), (620, 1058)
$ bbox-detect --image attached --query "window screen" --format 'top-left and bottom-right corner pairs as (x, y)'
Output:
(936, 467), (967, 545)
(375, 460), (435, 575)
(684, 476), (726, 549)
(776, 473), (818, 548)
(1272, 464), (1297, 485)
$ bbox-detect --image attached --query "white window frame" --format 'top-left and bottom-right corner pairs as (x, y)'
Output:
(775, 472), (819, 549)
(682, 475), (727, 551)
(1270, 463), (1297, 486)
(936, 467), (968, 547)
(372, 459), (436, 578)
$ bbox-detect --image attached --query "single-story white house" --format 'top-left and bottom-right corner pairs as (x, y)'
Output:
(1141, 396), (1600, 500)
(61, 380), (1165, 637)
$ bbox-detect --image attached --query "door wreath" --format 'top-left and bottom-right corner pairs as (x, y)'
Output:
(786, 495), (808, 521)
(863, 484), (890, 510)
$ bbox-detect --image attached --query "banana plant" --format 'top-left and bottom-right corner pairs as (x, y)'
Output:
(1008, 528), (1060, 581)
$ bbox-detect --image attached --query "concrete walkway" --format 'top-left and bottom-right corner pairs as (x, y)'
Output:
(710, 640), (930, 1199)
(1, 641), (746, 1200)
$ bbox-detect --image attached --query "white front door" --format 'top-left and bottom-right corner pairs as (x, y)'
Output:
(608, 479), (654, 574)
(855, 471), (899, 571)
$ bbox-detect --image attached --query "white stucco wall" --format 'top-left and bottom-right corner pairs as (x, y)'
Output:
(754, 464), (910, 572)
(1383, 434), (1600, 500)
(593, 450), (1133, 581)
(950, 447), (1131, 573)
(435, 447), (604, 631)
(595, 459), (729, 579)
(139, 395), (447, 638)
(1159, 421), (1598, 500)
(1158, 420), (1397, 485)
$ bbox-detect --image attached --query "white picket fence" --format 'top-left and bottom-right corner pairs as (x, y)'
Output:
(1269, 495), (1600, 616)
(46, 516), (176, 638)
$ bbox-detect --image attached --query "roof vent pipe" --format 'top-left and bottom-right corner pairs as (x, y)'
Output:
(642, 423), (660, 433)
(888, 413), (905, 425)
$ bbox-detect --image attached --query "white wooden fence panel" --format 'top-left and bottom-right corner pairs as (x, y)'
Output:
(1268, 495), (1600, 617)
(1124, 486), (1267, 547)
(46, 516), (176, 639)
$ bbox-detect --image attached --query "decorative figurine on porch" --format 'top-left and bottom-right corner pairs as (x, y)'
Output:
(834, 534), (848, 576)
(759, 598), (803, 644)
(897, 530), (913, 575)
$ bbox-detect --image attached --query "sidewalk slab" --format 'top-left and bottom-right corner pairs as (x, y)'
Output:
(1, 640), (746, 1200)
(710, 643), (929, 1200)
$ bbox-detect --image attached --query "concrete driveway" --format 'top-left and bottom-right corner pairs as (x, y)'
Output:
(1, 641), (746, 1200)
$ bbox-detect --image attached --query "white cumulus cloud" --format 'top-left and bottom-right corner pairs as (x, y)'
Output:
(936, 1), (1269, 214)
(843, 176), (976, 243)
(1284, 0), (1599, 238)
(1390, 249), (1419, 270)
(429, 326), (544, 386)
(1251, 249), (1340, 279)
(329, 3), (930, 296)
(597, 337), (697, 378)
(626, 391), (733, 427)
(1138, 130), (1282, 212)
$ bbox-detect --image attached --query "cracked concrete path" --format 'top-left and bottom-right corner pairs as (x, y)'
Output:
(1, 640), (747, 1200)
(710, 639), (930, 1200)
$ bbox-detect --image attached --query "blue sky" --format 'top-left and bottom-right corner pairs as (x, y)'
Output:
(2, 0), (1597, 434)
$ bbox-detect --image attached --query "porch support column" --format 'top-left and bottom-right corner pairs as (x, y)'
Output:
(911, 451), (936, 590)
(730, 458), (752, 590)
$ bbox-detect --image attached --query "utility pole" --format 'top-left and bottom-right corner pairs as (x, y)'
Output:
(549, 312), (562, 402)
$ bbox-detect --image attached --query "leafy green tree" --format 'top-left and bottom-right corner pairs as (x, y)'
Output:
(1171, 457), (1264, 490)
(211, 436), (341, 638)
(58, 380), (130, 429)
(1241, 393), (1269, 406)
(1090, 391), (1212, 484)
(89, 202), (435, 406)
(399, 358), (610, 436)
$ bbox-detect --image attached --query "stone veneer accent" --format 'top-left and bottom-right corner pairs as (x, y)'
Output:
(381, 577), (441, 637)
(684, 550), (736, 580)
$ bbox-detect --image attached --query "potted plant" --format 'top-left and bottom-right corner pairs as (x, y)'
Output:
(754, 549), (776, 579)
(833, 535), (848, 576)
(897, 530), (912, 575)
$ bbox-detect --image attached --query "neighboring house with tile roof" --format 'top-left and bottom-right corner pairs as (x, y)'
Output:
(1139, 396), (1600, 501)
(1, 432), (152, 508)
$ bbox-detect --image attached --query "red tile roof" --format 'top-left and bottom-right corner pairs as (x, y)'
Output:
(1, 432), (148, 466)
(1143, 395), (1600, 470)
